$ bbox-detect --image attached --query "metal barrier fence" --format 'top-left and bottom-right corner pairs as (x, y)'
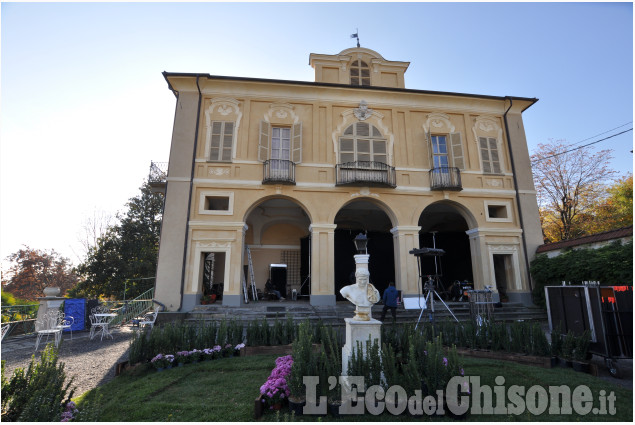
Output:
(108, 287), (156, 326)
(1, 304), (39, 338)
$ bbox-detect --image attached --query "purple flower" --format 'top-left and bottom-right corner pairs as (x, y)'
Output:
(442, 357), (448, 367)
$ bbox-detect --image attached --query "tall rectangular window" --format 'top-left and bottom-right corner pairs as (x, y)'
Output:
(210, 121), (234, 161)
(479, 137), (501, 174)
(431, 135), (449, 168)
(271, 127), (291, 162)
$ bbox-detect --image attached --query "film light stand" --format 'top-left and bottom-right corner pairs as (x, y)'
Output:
(409, 247), (461, 329)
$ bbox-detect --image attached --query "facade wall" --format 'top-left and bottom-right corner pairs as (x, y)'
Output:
(155, 49), (541, 310)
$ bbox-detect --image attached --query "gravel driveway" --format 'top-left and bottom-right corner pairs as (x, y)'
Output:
(1, 327), (135, 398)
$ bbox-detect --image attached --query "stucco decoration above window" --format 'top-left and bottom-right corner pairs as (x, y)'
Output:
(207, 98), (242, 127)
(263, 103), (300, 125)
(332, 102), (394, 165)
(423, 113), (455, 134)
(353, 100), (373, 121)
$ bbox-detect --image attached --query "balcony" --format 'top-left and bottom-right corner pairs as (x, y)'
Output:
(263, 159), (296, 185)
(429, 167), (462, 191)
(336, 161), (396, 188)
(148, 161), (168, 193)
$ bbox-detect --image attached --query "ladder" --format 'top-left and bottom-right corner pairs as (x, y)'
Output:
(246, 246), (258, 301)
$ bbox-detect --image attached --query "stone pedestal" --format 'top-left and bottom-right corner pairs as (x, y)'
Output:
(341, 318), (382, 377)
(35, 287), (65, 331)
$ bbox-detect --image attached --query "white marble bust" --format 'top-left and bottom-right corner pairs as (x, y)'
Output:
(340, 268), (380, 321)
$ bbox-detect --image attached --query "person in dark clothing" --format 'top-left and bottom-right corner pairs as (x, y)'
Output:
(265, 279), (284, 300)
(380, 282), (398, 322)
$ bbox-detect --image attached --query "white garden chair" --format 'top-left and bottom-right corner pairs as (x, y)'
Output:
(57, 313), (74, 341)
(35, 311), (62, 351)
(138, 306), (161, 331)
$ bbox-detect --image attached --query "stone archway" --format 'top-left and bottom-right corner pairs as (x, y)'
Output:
(333, 199), (396, 300)
(418, 202), (475, 295)
(243, 198), (311, 301)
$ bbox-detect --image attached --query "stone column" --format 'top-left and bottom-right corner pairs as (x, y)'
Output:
(309, 224), (337, 306)
(391, 226), (421, 297)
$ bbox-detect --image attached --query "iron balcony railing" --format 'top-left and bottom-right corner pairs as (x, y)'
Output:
(149, 161), (168, 183)
(336, 161), (396, 188)
(263, 159), (296, 184)
(148, 161), (168, 194)
(429, 167), (463, 191)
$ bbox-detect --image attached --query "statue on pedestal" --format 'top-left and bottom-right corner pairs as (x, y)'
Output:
(340, 268), (380, 321)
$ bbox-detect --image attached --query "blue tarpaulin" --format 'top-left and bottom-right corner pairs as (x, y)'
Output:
(63, 299), (86, 331)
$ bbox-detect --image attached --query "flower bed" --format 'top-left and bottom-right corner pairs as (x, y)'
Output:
(149, 344), (244, 371)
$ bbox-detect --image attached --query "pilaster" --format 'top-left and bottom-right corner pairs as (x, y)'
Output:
(390, 226), (421, 296)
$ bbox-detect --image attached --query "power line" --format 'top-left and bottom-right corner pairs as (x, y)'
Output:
(531, 128), (633, 164)
(569, 121), (632, 147)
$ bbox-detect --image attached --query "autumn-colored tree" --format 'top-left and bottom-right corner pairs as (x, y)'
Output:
(1, 247), (79, 300)
(592, 174), (633, 232)
(531, 140), (617, 242)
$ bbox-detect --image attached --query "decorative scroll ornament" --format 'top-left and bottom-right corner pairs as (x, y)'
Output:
(218, 105), (233, 116)
(354, 100), (373, 121)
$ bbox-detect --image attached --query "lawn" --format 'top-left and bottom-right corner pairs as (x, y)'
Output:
(76, 354), (633, 422)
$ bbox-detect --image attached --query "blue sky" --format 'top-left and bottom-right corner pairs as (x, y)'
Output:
(1, 2), (633, 264)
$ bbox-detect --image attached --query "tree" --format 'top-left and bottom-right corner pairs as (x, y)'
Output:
(593, 173), (633, 232)
(70, 182), (163, 299)
(1, 247), (79, 300)
(531, 140), (617, 242)
(75, 209), (114, 260)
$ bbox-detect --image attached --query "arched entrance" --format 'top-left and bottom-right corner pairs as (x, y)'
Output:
(333, 200), (395, 300)
(244, 198), (311, 300)
(418, 202), (473, 295)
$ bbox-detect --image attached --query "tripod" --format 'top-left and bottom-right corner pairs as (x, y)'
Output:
(409, 246), (462, 329)
(415, 275), (461, 329)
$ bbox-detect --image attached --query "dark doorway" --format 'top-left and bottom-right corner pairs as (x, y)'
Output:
(493, 254), (511, 297)
(417, 232), (472, 291)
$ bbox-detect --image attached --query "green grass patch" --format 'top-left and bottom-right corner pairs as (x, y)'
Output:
(75, 355), (632, 422)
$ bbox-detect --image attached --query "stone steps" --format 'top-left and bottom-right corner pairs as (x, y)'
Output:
(185, 301), (547, 325)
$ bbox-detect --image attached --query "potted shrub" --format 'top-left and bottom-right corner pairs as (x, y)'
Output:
(560, 331), (576, 367)
(287, 322), (314, 415)
(550, 324), (563, 367)
(572, 330), (591, 373)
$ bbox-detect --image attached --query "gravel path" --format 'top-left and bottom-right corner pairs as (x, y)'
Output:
(1, 327), (135, 397)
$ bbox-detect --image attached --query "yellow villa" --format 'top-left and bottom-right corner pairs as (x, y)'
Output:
(151, 46), (543, 311)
